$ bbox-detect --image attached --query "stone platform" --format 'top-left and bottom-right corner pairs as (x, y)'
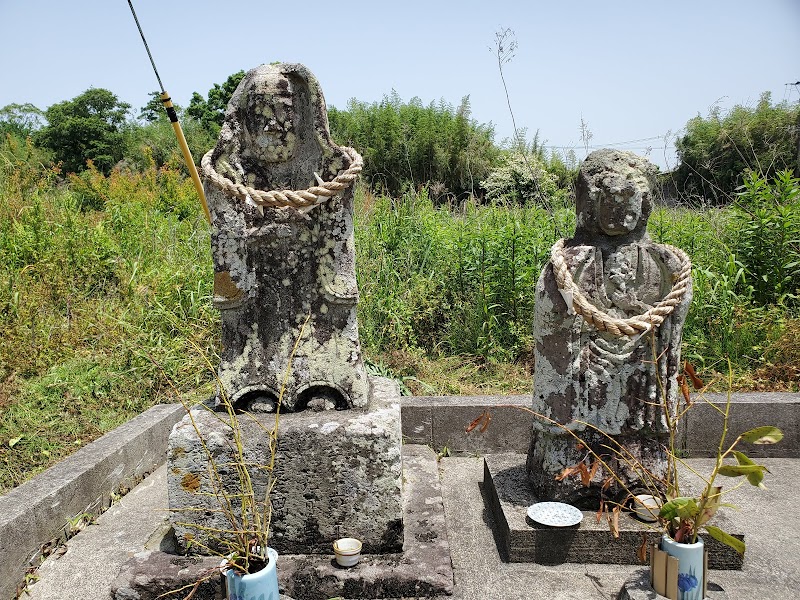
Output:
(484, 453), (744, 569)
(112, 444), (453, 599)
(169, 377), (403, 555)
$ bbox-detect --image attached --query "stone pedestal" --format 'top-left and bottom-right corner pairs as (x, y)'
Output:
(484, 453), (743, 569)
(168, 377), (402, 555)
(114, 444), (453, 600)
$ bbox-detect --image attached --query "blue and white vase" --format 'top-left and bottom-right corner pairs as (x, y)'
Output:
(660, 534), (704, 600)
(223, 547), (280, 600)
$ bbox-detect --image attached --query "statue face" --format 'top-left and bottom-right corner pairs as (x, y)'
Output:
(592, 171), (650, 236)
(243, 74), (296, 163)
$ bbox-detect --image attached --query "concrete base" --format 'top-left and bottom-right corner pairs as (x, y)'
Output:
(400, 392), (800, 458)
(0, 404), (185, 600)
(617, 569), (728, 600)
(168, 377), (403, 555)
(484, 453), (744, 569)
(113, 444), (453, 599)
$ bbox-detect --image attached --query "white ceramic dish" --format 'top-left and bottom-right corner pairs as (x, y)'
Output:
(526, 502), (583, 527)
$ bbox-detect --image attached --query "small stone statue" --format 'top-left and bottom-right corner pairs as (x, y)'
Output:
(526, 149), (692, 505)
(200, 63), (369, 412)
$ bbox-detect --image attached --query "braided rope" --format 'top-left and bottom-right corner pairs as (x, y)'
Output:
(200, 146), (363, 210)
(551, 238), (692, 337)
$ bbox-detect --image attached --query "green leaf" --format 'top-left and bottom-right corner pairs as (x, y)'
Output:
(697, 486), (722, 528)
(740, 426), (783, 445)
(718, 464), (768, 482)
(659, 497), (699, 521)
(704, 525), (745, 556)
(8, 436), (22, 448)
(733, 451), (767, 487)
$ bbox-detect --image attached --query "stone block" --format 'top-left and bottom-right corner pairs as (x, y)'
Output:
(684, 392), (799, 458)
(168, 379), (403, 555)
(114, 445), (453, 599)
(401, 395), (531, 454)
(483, 453), (743, 569)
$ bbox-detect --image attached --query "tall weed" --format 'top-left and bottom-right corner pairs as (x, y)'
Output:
(0, 159), (215, 491)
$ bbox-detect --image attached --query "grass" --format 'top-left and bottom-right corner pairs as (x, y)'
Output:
(0, 151), (217, 491)
(1, 150), (798, 492)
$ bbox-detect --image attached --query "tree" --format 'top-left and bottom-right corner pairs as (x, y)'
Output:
(674, 93), (799, 204)
(0, 103), (45, 138)
(36, 88), (130, 174)
(186, 70), (245, 133)
(139, 91), (169, 123)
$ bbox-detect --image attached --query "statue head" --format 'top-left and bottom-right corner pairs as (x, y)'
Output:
(574, 149), (658, 241)
(211, 63), (342, 188)
(238, 70), (297, 163)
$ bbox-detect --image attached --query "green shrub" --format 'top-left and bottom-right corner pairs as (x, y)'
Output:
(481, 150), (563, 206)
(0, 162), (214, 491)
(729, 170), (800, 306)
(674, 93), (799, 203)
(329, 93), (499, 199)
(355, 187), (574, 362)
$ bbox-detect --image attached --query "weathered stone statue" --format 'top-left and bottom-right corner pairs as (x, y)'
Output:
(526, 149), (692, 506)
(170, 64), (402, 556)
(200, 63), (369, 412)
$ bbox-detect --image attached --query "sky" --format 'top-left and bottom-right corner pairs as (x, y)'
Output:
(1, 0), (799, 171)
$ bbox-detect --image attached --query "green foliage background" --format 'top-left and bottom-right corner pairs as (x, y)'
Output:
(329, 93), (499, 199)
(1, 78), (800, 492)
(674, 93), (799, 203)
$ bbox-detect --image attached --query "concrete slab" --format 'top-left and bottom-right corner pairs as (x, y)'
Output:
(7, 391), (800, 599)
(0, 403), (184, 600)
(18, 454), (800, 600)
(439, 456), (800, 600)
(683, 392), (799, 458)
(618, 569), (728, 600)
(23, 465), (171, 600)
(400, 392), (800, 459)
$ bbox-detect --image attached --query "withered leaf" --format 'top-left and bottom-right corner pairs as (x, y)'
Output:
(637, 533), (649, 564)
(685, 360), (704, 389)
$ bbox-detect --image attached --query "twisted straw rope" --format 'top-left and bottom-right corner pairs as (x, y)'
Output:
(200, 146), (363, 209)
(551, 238), (692, 337)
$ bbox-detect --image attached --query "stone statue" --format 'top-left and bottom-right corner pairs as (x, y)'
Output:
(526, 149), (692, 506)
(200, 63), (369, 412)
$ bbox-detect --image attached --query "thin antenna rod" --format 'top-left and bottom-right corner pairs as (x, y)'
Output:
(127, 0), (165, 93)
(124, 0), (211, 223)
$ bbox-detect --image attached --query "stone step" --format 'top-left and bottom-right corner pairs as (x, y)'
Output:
(483, 453), (744, 569)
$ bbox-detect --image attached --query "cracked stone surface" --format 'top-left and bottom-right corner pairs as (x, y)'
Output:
(168, 378), (403, 555)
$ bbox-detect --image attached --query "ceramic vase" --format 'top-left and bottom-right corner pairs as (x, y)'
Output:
(660, 534), (704, 600)
(223, 547), (279, 600)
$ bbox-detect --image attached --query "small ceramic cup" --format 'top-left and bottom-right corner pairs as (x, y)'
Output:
(333, 537), (363, 567)
(632, 494), (662, 522)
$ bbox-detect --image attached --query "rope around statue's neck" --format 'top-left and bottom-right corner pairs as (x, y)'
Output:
(200, 146), (363, 210)
(550, 238), (692, 338)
